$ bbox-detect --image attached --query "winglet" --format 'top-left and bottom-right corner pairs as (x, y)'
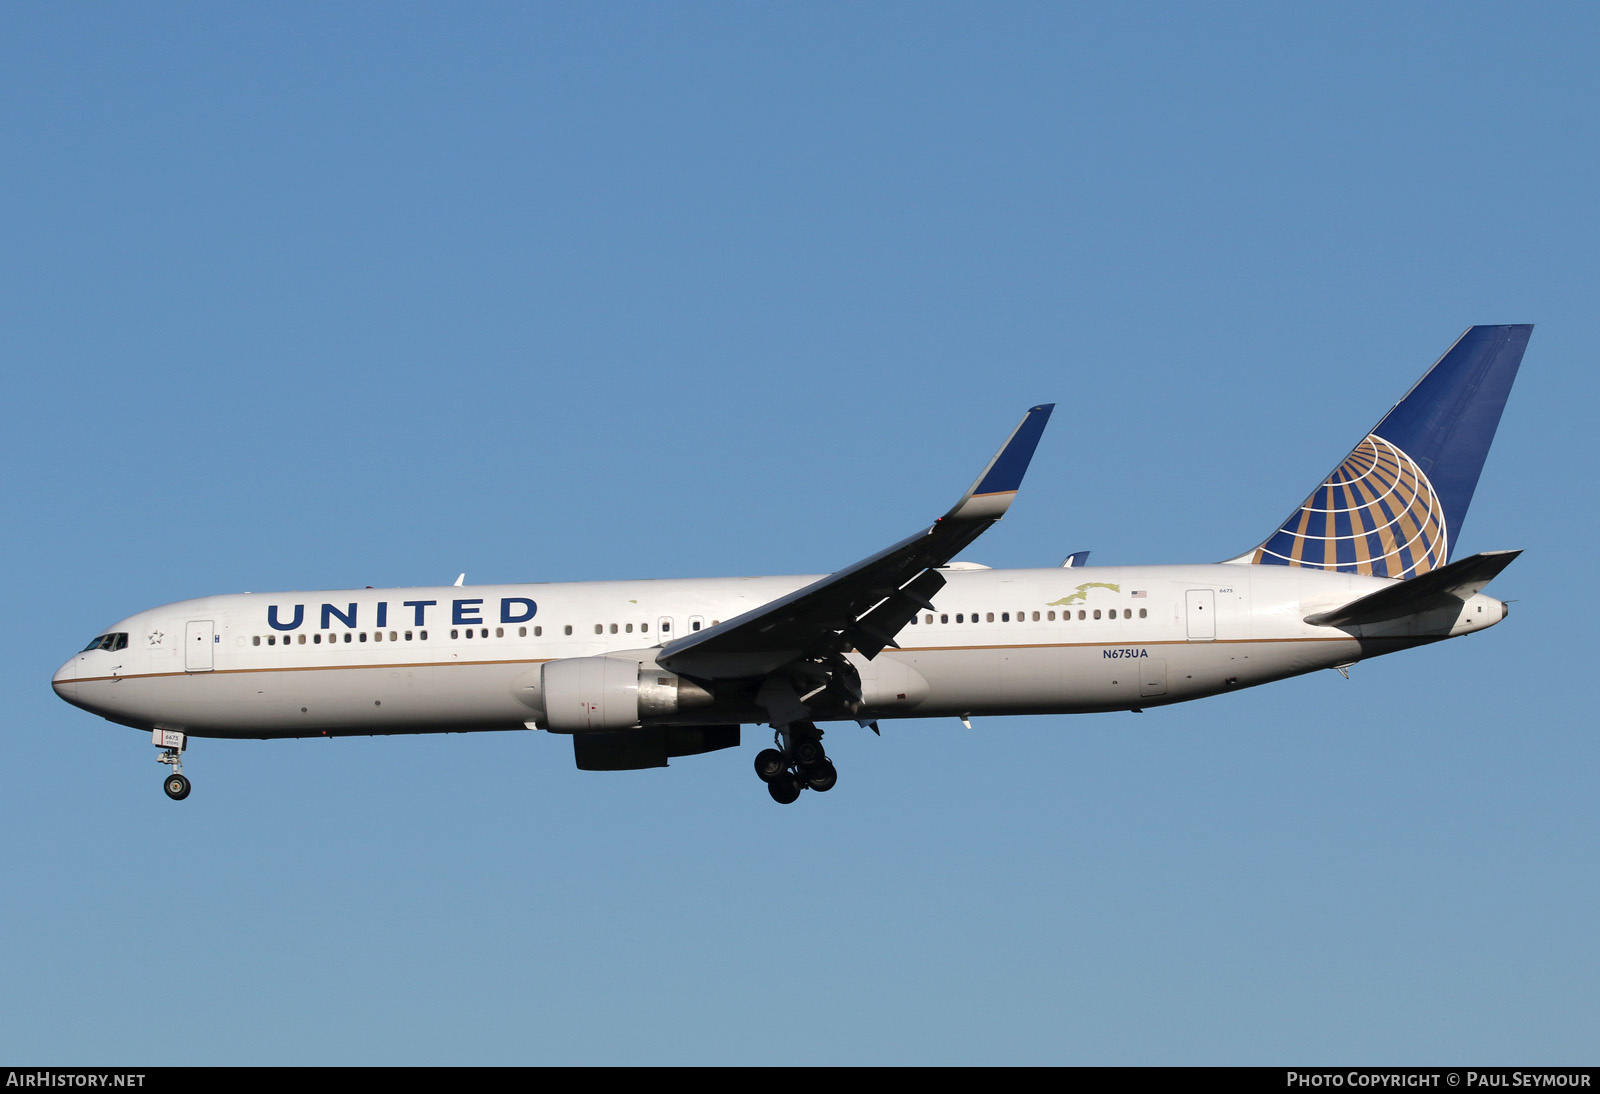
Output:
(945, 404), (1055, 521)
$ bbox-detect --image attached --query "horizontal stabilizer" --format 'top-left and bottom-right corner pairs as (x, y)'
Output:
(1304, 549), (1521, 628)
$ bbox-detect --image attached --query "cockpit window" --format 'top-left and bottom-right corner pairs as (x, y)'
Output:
(81, 633), (128, 652)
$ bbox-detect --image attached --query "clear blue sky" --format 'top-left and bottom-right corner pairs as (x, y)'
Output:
(4, 2), (1596, 1064)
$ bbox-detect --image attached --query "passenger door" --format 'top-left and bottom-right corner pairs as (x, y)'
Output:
(185, 620), (215, 671)
(1185, 590), (1216, 641)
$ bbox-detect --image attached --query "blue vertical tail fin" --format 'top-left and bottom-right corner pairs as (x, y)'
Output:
(1230, 324), (1532, 578)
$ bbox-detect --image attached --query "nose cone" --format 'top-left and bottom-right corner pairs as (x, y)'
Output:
(52, 656), (77, 696)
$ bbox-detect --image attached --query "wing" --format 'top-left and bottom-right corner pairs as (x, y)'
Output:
(657, 404), (1054, 682)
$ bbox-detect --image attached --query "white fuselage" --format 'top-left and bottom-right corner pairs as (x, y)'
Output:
(52, 563), (1506, 740)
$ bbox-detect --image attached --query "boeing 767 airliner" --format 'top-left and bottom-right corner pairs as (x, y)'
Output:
(54, 325), (1532, 804)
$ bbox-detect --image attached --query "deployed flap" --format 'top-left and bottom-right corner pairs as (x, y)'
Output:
(657, 404), (1054, 679)
(1304, 549), (1521, 628)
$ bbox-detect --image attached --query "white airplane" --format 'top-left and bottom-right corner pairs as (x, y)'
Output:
(54, 325), (1532, 804)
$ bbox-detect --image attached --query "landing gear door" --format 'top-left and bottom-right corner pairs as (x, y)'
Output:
(185, 620), (215, 671)
(1185, 590), (1216, 641)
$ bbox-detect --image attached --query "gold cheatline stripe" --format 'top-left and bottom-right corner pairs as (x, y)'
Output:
(65, 657), (556, 685)
(65, 635), (1378, 685)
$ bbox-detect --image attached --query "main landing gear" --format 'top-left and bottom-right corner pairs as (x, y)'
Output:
(753, 722), (837, 805)
(154, 729), (190, 801)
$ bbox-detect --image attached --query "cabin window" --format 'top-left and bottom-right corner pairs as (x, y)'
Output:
(252, 636), (261, 646)
(1001, 612), (1009, 622)
(496, 627), (504, 638)
(405, 631), (413, 641)
(359, 632), (368, 642)
(925, 614), (934, 624)
(625, 623), (633, 633)
(343, 633), (352, 643)
(609, 623), (618, 634)
(661, 621), (671, 633)
(594, 624), (602, 635)
(1093, 609), (1102, 619)
(641, 622), (649, 633)
(419, 630), (428, 640)
(313, 634), (322, 644)
(986, 612), (994, 623)
(692, 621), (702, 631)
(1139, 608), (1147, 618)
(956, 614), (964, 623)
(564, 625), (572, 635)
(388, 631), (396, 641)
(451, 629), (460, 639)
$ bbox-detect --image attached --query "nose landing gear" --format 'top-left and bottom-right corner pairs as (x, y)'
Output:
(753, 722), (836, 805)
(153, 729), (190, 800)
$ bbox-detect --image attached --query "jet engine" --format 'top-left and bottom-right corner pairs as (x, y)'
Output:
(539, 654), (714, 732)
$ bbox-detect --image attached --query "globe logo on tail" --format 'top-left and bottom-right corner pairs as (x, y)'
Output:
(1250, 434), (1448, 578)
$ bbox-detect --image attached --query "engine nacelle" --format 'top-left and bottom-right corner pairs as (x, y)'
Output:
(540, 654), (713, 733)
